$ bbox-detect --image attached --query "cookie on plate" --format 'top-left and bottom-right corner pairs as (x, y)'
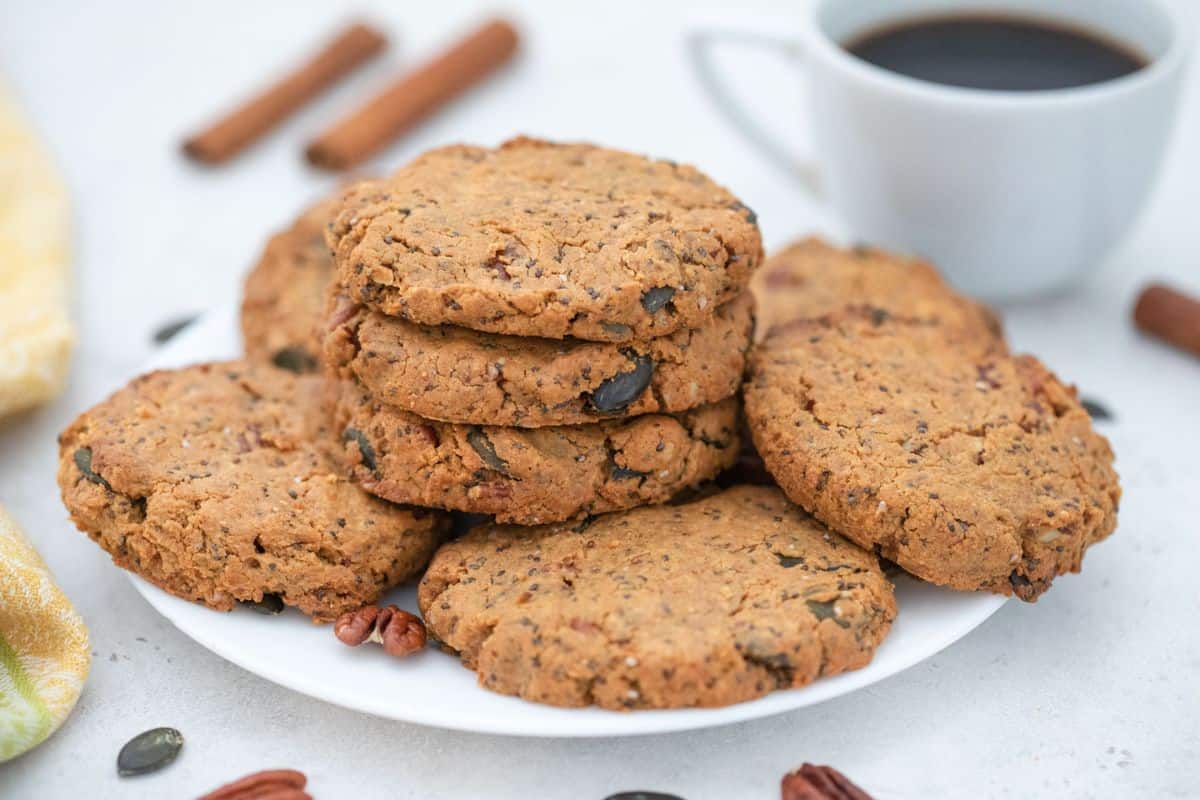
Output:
(58, 361), (448, 622)
(330, 378), (741, 524)
(327, 137), (763, 341)
(745, 309), (1120, 600)
(751, 238), (1004, 348)
(240, 197), (337, 372)
(323, 290), (754, 427)
(418, 485), (896, 709)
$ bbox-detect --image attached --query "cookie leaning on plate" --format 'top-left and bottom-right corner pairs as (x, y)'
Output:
(745, 308), (1120, 600)
(751, 238), (1004, 348)
(327, 136), (763, 342)
(58, 361), (449, 622)
(240, 196), (339, 372)
(330, 379), (740, 525)
(418, 485), (896, 709)
(323, 290), (754, 427)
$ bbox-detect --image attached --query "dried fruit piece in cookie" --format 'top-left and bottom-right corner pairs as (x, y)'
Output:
(322, 290), (754, 427)
(57, 361), (448, 622)
(327, 137), (763, 341)
(751, 238), (1004, 349)
(329, 378), (741, 525)
(240, 196), (339, 372)
(746, 309), (1120, 600)
(418, 485), (896, 709)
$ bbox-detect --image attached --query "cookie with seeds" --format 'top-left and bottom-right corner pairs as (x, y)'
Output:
(323, 290), (754, 427)
(745, 309), (1120, 600)
(327, 137), (762, 342)
(330, 378), (740, 525)
(418, 485), (896, 709)
(240, 196), (338, 372)
(58, 361), (448, 622)
(751, 238), (1004, 348)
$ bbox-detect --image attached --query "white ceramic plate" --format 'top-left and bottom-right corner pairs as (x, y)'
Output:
(130, 303), (1007, 737)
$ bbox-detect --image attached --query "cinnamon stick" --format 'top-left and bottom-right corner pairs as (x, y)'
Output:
(306, 18), (519, 170)
(184, 22), (387, 164)
(1134, 282), (1200, 359)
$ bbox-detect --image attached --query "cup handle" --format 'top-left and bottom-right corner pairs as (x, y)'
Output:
(685, 23), (821, 198)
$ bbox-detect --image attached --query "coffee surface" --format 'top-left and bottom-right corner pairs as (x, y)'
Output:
(846, 16), (1146, 92)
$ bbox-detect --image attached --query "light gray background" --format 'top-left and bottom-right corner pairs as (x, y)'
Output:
(1, 2), (1197, 797)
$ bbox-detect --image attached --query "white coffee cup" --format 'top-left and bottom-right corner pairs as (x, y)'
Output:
(688, 0), (1190, 300)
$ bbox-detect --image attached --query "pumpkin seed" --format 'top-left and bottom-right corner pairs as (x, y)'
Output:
(601, 321), (632, 338)
(117, 727), (183, 777)
(730, 200), (757, 225)
(343, 427), (377, 472)
(639, 286), (675, 314)
(74, 447), (113, 492)
(610, 466), (646, 480)
(605, 793), (685, 800)
(152, 315), (198, 345)
(1080, 397), (1113, 421)
(807, 599), (849, 627)
(590, 353), (654, 413)
(271, 346), (318, 374)
(467, 428), (509, 473)
(242, 593), (284, 615)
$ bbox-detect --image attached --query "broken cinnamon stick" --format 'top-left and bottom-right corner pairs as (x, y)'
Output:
(306, 18), (519, 170)
(184, 22), (387, 164)
(1134, 282), (1200, 359)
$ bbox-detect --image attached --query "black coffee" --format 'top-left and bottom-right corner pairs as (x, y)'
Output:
(845, 16), (1147, 92)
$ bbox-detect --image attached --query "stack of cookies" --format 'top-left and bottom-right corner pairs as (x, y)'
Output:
(317, 137), (762, 524)
(56, 136), (1120, 714)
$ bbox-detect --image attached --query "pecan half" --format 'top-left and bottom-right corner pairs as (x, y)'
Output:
(781, 764), (874, 800)
(333, 605), (379, 645)
(196, 768), (308, 800)
(334, 604), (426, 657)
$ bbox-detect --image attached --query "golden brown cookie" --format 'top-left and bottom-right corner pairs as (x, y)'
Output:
(330, 378), (741, 525)
(323, 290), (754, 427)
(418, 485), (896, 709)
(751, 238), (1004, 347)
(240, 197), (337, 372)
(328, 137), (763, 341)
(745, 309), (1120, 600)
(58, 361), (448, 622)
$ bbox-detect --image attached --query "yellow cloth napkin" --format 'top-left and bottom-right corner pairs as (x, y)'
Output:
(0, 504), (89, 761)
(0, 78), (74, 419)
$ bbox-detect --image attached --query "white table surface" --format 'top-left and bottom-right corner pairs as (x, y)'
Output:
(1, 2), (1198, 797)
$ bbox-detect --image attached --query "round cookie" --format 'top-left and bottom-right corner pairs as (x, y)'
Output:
(418, 485), (896, 709)
(745, 309), (1120, 600)
(241, 196), (338, 372)
(751, 238), (1004, 348)
(328, 137), (763, 342)
(58, 361), (448, 622)
(323, 290), (754, 427)
(330, 378), (741, 525)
